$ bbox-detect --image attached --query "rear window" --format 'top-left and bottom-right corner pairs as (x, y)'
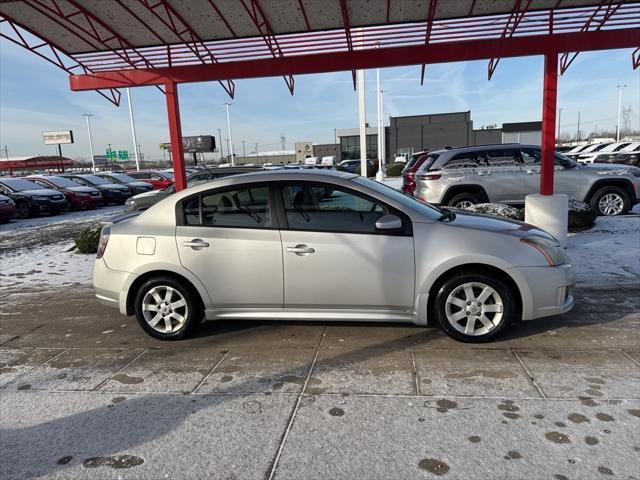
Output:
(1, 178), (44, 191)
(40, 176), (78, 188)
(404, 153), (426, 171)
(612, 143), (630, 152)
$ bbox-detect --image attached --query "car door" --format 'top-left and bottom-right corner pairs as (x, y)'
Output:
(278, 182), (415, 310)
(520, 147), (579, 198)
(175, 184), (283, 307)
(483, 148), (526, 204)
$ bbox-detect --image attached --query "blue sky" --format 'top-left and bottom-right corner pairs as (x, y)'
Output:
(0, 36), (638, 161)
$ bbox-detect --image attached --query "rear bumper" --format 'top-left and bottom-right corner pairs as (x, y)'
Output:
(509, 263), (575, 320)
(93, 259), (135, 315)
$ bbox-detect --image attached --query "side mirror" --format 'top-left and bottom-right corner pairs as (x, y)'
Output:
(375, 214), (402, 231)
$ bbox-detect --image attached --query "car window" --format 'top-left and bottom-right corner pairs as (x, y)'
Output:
(443, 151), (482, 169)
(281, 183), (387, 233)
(43, 176), (78, 188)
(81, 175), (109, 185)
(0, 178), (45, 191)
(184, 186), (271, 228)
(486, 149), (521, 166)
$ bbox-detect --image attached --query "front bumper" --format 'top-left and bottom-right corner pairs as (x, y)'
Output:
(509, 263), (575, 320)
(35, 198), (67, 212)
(101, 190), (130, 203)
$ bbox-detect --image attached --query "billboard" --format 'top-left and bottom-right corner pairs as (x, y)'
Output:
(182, 135), (215, 153)
(43, 130), (74, 145)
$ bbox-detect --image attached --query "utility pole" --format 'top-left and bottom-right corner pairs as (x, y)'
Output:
(217, 128), (224, 161)
(280, 133), (286, 152)
(83, 113), (96, 172)
(126, 88), (141, 171)
(3, 145), (9, 161)
(224, 103), (235, 166)
(616, 84), (627, 141)
(225, 138), (230, 161)
(576, 111), (581, 142)
(242, 140), (246, 160)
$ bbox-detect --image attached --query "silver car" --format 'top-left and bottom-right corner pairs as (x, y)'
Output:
(94, 170), (574, 343)
(413, 144), (640, 216)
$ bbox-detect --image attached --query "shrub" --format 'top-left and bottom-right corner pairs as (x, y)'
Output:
(386, 162), (405, 177)
(354, 163), (378, 177)
(568, 199), (597, 229)
(74, 223), (102, 254)
(462, 203), (524, 221)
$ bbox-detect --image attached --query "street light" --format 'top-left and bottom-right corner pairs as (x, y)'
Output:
(224, 102), (235, 166)
(616, 84), (628, 141)
(217, 128), (224, 162)
(83, 113), (95, 172)
(241, 140), (246, 160)
(126, 88), (141, 171)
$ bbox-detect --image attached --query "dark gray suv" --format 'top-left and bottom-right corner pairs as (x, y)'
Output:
(413, 144), (640, 216)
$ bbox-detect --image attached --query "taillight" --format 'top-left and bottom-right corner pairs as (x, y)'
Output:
(96, 225), (111, 259)
(418, 174), (442, 181)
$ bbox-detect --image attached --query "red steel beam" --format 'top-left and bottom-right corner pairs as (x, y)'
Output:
(296, 0), (311, 30)
(69, 28), (640, 91)
(240, 0), (295, 94)
(540, 52), (558, 195)
(488, 0), (533, 80)
(165, 81), (187, 191)
(420, 0), (438, 85)
(633, 47), (640, 69)
(339, 0), (357, 90)
(560, 0), (621, 74)
(129, 0), (235, 98)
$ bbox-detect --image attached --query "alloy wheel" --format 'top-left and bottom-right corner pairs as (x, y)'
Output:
(455, 200), (475, 209)
(16, 203), (29, 219)
(598, 193), (624, 216)
(445, 282), (504, 336)
(141, 285), (189, 334)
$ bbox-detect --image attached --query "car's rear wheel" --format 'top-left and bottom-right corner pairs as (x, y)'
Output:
(589, 186), (630, 216)
(433, 272), (515, 342)
(446, 193), (481, 210)
(133, 276), (203, 340)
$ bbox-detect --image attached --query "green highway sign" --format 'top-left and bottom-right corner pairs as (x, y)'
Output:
(106, 149), (117, 160)
(118, 150), (128, 160)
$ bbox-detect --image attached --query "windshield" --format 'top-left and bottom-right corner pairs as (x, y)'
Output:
(44, 176), (80, 188)
(353, 177), (442, 220)
(108, 173), (136, 183)
(555, 152), (580, 168)
(1, 178), (45, 191)
(81, 175), (109, 185)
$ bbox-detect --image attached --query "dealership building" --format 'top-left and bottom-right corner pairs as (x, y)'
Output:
(335, 111), (542, 161)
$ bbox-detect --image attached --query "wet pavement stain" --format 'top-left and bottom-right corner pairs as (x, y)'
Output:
(110, 374), (143, 385)
(436, 399), (457, 413)
(596, 412), (614, 422)
(418, 458), (450, 476)
(329, 407), (344, 417)
(111, 396), (126, 404)
(17, 384), (31, 390)
(584, 377), (606, 385)
(272, 382), (284, 390)
(503, 451), (522, 460)
(82, 455), (144, 469)
(503, 412), (520, 420)
(243, 401), (262, 414)
(585, 436), (599, 446)
(533, 413), (545, 419)
(554, 422), (567, 428)
(628, 409), (640, 418)
(585, 389), (603, 396)
(568, 413), (589, 424)
(56, 456), (72, 465)
(545, 431), (571, 444)
(554, 475), (569, 480)
(220, 375), (233, 383)
(469, 436), (481, 443)
(579, 397), (599, 407)
(597, 466), (614, 475)
(498, 403), (519, 412)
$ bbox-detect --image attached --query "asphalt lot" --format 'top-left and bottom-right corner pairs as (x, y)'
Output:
(1, 210), (639, 479)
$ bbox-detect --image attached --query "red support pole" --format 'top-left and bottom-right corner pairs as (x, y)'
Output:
(164, 82), (186, 191)
(540, 52), (558, 196)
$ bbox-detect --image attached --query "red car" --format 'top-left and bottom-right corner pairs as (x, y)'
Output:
(125, 170), (174, 190)
(28, 175), (104, 209)
(401, 150), (431, 195)
(0, 194), (17, 222)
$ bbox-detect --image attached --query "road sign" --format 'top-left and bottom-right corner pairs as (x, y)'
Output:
(160, 143), (171, 150)
(118, 150), (128, 160)
(106, 149), (117, 160)
(93, 155), (108, 166)
(43, 130), (74, 145)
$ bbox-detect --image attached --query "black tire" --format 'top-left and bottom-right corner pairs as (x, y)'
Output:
(133, 276), (203, 340)
(15, 202), (31, 219)
(589, 186), (631, 216)
(446, 192), (481, 209)
(433, 271), (515, 343)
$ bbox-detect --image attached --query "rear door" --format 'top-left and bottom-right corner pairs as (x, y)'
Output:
(175, 184), (283, 307)
(483, 148), (526, 204)
(277, 182), (415, 310)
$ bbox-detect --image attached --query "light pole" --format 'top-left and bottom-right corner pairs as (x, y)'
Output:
(616, 84), (628, 141)
(126, 88), (141, 171)
(217, 128), (224, 161)
(242, 140), (246, 161)
(83, 113), (95, 172)
(225, 138), (230, 162)
(556, 107), (562, 145)
(224, 102), (235, 165)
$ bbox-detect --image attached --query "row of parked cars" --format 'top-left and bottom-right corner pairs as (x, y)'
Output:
(400, 143), (640, 216)
(564, 140), (640, 165)
(0, 170), (174, 222)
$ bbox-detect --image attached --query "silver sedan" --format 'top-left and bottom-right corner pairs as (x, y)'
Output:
(94, 170), (574, 342)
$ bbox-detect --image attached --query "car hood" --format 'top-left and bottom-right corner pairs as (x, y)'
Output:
(99, 183), (129, 190)
(443, 211), (554, 240)
(21, 188), (64, 197)
(131, 189), (164, 200)
(582, 163), (640, 175)
(68, 186), (99, 194)
(127, 181), (153, 188)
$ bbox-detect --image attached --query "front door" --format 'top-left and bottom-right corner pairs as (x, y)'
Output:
(278, 183), (415, 310)
(520, 147), (579, 198)
(176, 184), (283, 307)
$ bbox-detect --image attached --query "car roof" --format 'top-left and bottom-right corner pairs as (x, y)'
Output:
(428, 143), (534, 155)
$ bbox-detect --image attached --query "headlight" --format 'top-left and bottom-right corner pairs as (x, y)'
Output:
(521, 236), (567, 266)
(125, 198), (134, 206)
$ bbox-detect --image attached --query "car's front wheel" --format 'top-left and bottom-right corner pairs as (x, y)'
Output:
(589, 186), (630, 216)
(15, 202), (30, 219)
(433, 272), (515, 342)
(133, 276), (203, 340)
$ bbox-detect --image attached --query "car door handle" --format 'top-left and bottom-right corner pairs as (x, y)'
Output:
(286, 244), (315, 255)
(526, 169), (539, 174)
(183, 239), (209, 249)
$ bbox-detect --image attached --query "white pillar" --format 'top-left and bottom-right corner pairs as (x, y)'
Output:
(126, 88), (140, 171)
(375, 67), (385, 182)
(225, 103), (235, 166)
(524, 194), (569, 247)
(358, 70), (367, 177)
(84, 114), (95, 172)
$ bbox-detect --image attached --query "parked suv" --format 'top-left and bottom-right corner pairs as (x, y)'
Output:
(401, 151), (430, 195)
(413, 144), (640, 216)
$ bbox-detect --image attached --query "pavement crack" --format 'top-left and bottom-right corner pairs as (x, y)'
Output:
(410, 348), (421, 396)
(0, 348), (70, 389)
(511, 348), (546, 398)
(191, 350), (230, 394)
(92, 348), (149, 392)
(619, 349), (640, 368)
